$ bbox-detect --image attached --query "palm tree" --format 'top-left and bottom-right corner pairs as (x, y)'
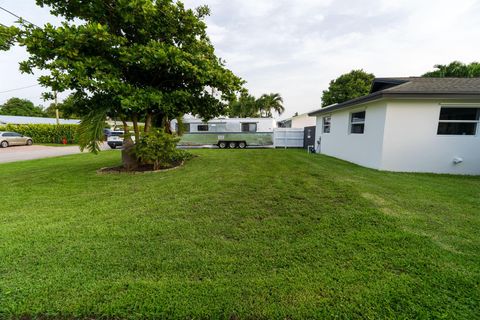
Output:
(228, 93), (260, 118)
(257, 93), (284, 118)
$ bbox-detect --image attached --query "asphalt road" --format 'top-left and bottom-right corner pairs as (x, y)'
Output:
(0, 143), (111, 164)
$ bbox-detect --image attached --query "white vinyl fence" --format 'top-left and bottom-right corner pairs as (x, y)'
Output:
(274, 128), (304, 148)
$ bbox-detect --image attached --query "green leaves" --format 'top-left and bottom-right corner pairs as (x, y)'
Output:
(423, 61), (480, 78)
(321, 70), (375, 107)
(228, 92), (284, 118)
(77, 108), (108, 154)
(0, 97), (46, 117)
(0, 124), (79, 144)
(0, 24), (19, 51)
(7, 0), (243, 158)
(133, 129), (191, 170)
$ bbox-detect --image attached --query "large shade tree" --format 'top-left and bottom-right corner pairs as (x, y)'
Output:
(0, 97), (46, 117)
(1, 0), (242, 168)
(321, 70), (375, 107)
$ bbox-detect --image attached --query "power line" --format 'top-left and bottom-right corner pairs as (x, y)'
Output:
(0, 84), (41, 94)
(0, 6), (39, 28)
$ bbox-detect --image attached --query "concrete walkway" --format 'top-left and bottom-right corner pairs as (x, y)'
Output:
(0, 143), (110, 164)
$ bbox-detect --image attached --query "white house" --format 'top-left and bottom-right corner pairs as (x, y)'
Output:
(309, 77), (480, 175)
(278, 112), (316, 128)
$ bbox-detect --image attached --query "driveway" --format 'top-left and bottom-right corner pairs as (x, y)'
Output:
(0, 143), (111, 164)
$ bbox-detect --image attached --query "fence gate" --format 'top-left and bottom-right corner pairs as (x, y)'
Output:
(273, 128), (304, 148)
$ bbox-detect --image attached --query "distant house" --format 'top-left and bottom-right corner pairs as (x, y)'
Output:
(0, 115), (80, 125)
(278, 112), (316, 128)
(309, 77), (480, 175)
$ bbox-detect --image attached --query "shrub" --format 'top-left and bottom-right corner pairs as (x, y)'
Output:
(0, 124), (79, 144)
(133, 129), (192, 170)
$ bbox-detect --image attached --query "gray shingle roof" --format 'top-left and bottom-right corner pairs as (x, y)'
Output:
(309, 77), (480, 116)
(378, 77), (480, 94)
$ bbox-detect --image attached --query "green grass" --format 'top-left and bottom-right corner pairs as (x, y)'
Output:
(0, 150), (479, 319)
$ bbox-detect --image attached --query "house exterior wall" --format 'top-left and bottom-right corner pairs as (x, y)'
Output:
(314, 99), (480, 175)
(381, 100), (480, 175)
(315, 101), (387, 169)
(291, 114), (316, 128)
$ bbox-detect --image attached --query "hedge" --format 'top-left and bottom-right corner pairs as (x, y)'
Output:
(0, 124), (79, 144)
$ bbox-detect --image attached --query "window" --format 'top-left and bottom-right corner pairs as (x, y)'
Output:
(437, 107), (479, 135)
(197, 124), (209, 132)
(350, 111), (366, 134)
(241, 123), (257, 133)
(175, 123), (190, 133)
(323, 116), (331, 133)
(209, 123), (226, 133)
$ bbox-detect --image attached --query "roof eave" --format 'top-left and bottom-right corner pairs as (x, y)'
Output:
(309, 92), (480, 117)
(309, 92), (384, 116)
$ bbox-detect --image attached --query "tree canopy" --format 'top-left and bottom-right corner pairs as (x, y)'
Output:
(228, 93), (259, 118)
(44, 95), (80, 119)
(0, 97), (46, 117)
(1, 0), (243, 156)
(228, 92), (284, 118)
(321, 70), (375, 107)
(423, 61), (480, 78)
(257, 93), (284, 118)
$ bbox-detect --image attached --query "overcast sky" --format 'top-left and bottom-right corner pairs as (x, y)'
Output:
(1, 0), (480, 118)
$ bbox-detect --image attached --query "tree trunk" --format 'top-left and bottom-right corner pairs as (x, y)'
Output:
(122, 119), (129, 134)
(132, 114), (140, 142)
(164, 117), (172, 134)
(121, 117), (139, 170)
(144, 112), (153, 133)
(121, 139), (138, 171)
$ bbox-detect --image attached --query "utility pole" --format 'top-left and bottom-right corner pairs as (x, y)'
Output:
(54, 90), (59, 125)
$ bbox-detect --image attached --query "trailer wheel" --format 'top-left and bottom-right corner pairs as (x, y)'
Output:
(238, 141), (247, 149)
(218, 141), (227, 149)
(228, 141), (237, 149)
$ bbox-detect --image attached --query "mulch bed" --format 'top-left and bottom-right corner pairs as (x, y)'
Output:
(97, 161), (184, 175)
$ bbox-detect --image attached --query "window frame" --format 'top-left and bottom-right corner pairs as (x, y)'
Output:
(241, 122), (257, 133)
(437, 107), (479, 136)
(322, 116), (331, 134)
(197, 124), (209, 132)
(349, 111), (366, 135)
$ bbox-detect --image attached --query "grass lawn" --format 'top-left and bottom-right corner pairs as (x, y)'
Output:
(0, 149), (479, 319)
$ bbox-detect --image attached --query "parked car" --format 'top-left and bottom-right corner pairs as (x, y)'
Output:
(0, 131), (33, 148)
(103, 128), (112, 140)
(106, 131), (135, 149)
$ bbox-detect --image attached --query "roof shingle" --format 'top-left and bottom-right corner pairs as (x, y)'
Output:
(309, 77), (480, 116)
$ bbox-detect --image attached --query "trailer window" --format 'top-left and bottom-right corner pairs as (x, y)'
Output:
(241, 123), (257, 133)
(211, 123), (226, 132)
(175, 123), (190, 133)
(197, 124), (209, 132)
(437, 107), (479, 135)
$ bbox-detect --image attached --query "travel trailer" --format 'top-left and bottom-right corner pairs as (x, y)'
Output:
(171, 117), (276, 148)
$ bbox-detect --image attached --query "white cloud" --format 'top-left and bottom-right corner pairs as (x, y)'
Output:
(1, 0), (480, 118)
